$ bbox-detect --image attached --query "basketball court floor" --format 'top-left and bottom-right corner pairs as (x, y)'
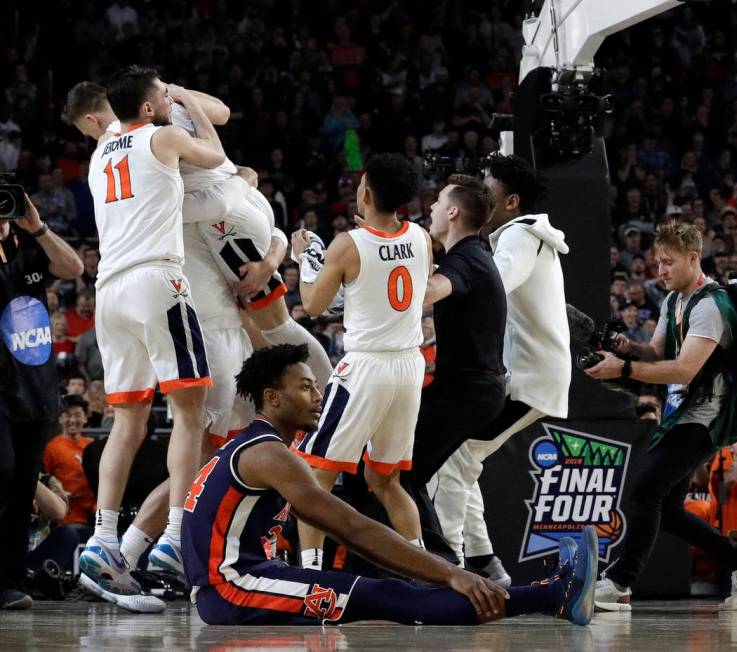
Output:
(3, 600), (737, 651)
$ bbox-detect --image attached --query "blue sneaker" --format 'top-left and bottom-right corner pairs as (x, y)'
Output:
(0, 589), (32, 610)
(79, 536), (165, 613)
(147, 536), (186, 585)
(556, 526), (598, 625)
(557, 536), (578, 572)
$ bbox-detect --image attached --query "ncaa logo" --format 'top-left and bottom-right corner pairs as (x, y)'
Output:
(532, 440), (559, 468)
(0, 295), (52, 366)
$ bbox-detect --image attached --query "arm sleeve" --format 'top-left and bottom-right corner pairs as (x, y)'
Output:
(436, 252), (472, 297)
(492, 226), (540, 294)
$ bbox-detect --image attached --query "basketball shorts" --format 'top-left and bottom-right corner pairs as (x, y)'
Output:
(96, 264), (212, 404)
(194, 560), (359, 626)
(203, 327), (254, 446)
(295, 349), (424, 475)
(183, 175), (286, 310)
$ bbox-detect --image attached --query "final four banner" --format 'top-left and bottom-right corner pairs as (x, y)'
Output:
(480, 419), (691, 596)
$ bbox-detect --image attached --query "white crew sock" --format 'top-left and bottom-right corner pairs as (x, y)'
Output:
(120, 526), (155, 569)
(162, 507), (184, 546)
(301, 548), (323, 570)
(410, 538), (425, 549)
(94, 509), (119, 544)
(261, 318), (333, 389)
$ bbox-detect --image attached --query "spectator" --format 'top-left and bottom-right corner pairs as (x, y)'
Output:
(619, 226), (645, 269)
(627, 280), (659, 321)
(282, 264), (301, 311)
(75, 326), (103, 383)
(64, 373), (87, 397)
(51, 313), (75, 371)
(420, 313), (436, 388)
(620, 301), (649, 343)
(30, 174), (73, 238)
(84, 380), (107, 428)
(45, 288), (60, 317)
(421, 118), (448, 153)
(75, 248), (99, 293)
(64, 288), (95, 341)
(0, 104), (20, 172)
(42, 395), (95, 528)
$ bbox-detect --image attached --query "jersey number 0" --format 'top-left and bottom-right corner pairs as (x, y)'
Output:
(387, 265), (413, 312)
(103, 155), (135, 203)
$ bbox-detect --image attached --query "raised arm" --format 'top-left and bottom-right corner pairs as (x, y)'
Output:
(178, 86), (230, 125)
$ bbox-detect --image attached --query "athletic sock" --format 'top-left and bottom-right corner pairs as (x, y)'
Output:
(94, 509), (119, 544)
(261, 319), (333, 389)
(120, 526), (155, 569)
(301, 548), (323, 570)
(505, 584), (557, 617)
(162, 507), (184, 546)
(410, 538), (425, 549)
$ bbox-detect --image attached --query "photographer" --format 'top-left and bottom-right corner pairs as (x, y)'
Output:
(0, 194), (83, 609)
(586, 221), (737, 611)
(431, 154), (571, 581)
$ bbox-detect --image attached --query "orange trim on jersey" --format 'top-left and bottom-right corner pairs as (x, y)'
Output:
(249, 283), (288, 310)
(293, 449), (358, 474)
(106, 388), (156, 405)
(117, 122), (148, 135)
(362, 451), (412, 475)
(159, 376), (214, 394)
(208, 486), (243, 585)
(215, 581), (304, 613)
(209, 433), (227, 449)
(361, 220), (410, 239)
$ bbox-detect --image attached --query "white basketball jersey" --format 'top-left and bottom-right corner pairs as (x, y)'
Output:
(90, 124), (184, 286)
(343, 222), (428, 352)
(171, 103), (237, 192)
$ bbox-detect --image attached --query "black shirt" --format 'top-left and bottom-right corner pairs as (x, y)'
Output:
(0, 226), (62, 421)
(433, 235), (507, 378)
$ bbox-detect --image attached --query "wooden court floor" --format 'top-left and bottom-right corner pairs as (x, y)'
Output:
(2, 600), (737, 651)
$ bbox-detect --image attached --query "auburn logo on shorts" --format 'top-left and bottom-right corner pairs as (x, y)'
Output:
(169, 278), (189, 299)
(212, 220), (237, 240)
(303, 583), (337, 619)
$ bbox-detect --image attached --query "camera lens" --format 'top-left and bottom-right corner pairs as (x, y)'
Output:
(0, 189), (17, 218)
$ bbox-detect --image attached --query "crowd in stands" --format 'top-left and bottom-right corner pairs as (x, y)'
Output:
(4, 0), (737, 588)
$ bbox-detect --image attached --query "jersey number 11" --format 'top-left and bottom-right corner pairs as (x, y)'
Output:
(103, 155), (135, 204)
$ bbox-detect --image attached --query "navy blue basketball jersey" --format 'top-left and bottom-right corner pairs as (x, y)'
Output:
(182, 418), (291, 588)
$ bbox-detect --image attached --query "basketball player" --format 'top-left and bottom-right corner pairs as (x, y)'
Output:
(291, 153), (430, 570)
(76, 65), (225, 612)
(62, 80), (332, 591)
(182, 343), (598, 627)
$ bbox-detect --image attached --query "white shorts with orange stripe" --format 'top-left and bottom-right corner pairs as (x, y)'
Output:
(295, 349), (424, 475)
(96, 263), (212, 404)
(183, 175), (286, 310)
(203, 327), (254, 444)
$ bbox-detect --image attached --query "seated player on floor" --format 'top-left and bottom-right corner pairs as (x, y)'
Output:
(181, 343), (598, 626)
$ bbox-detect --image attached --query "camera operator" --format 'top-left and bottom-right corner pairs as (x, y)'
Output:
(586, 221), (737, 611)
(0, 194), (83, 609)
(431, 154), (571, 581)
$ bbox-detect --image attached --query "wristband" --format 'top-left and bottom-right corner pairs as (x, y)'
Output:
(31, 223), (49, 238)
(621, 359), (632, 379)
(291, 230), (325, 265)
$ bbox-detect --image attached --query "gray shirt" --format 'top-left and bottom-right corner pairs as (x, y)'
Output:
(75, 327), (104, 381)
(655, 279), (731, 427)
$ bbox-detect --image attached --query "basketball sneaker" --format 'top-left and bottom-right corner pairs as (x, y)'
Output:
(594, 575), (632, 612)
(0, 589), (32, 610)
(79, 536), (165, 613)
(466, 555), (512, 588)
(555, 526), (598, 626)
(147, 536), (186, 585)
(719, 570), (737, 610)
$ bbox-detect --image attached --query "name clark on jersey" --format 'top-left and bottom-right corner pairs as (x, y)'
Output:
(102, 135), (133, 156)
(379, 242), (414, 262)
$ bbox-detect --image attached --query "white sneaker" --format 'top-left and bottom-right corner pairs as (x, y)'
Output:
(79, 573), (165, 613)
(719, 571), (737, 610)
(147, 536), (186, 585)
(485, 556), (512, 589)
(78, 536), (165, 613)
(594, 576), (632, 612)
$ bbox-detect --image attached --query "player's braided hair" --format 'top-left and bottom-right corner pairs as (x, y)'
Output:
(485, 153), (548, 214)
(235, 344), (310, 410)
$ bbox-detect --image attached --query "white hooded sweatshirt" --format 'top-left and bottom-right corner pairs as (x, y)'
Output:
(489, 213), (571, 418)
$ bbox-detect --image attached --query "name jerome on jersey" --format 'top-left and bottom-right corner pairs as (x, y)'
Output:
(102, 134), (133, 156)
(379, 242), (414, 262)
